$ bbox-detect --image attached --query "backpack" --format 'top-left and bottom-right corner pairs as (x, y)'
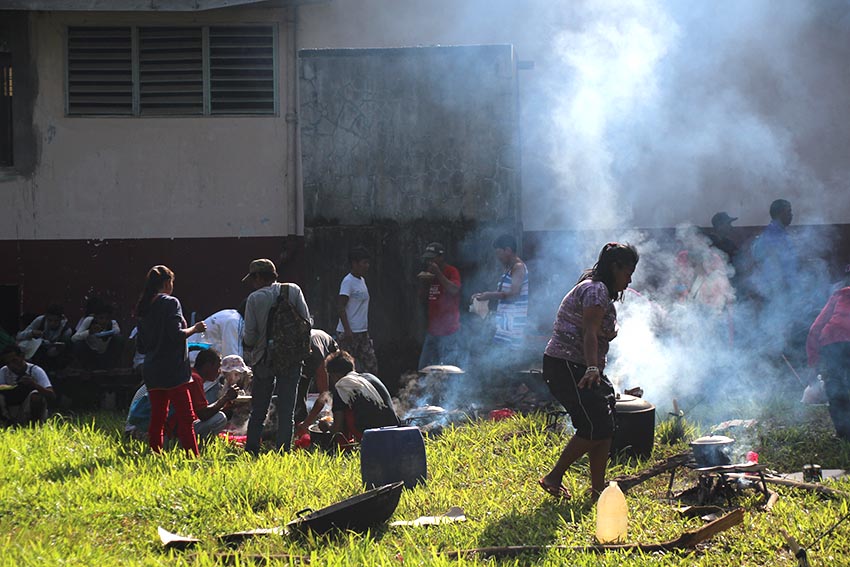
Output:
(266, 283), (312, 368)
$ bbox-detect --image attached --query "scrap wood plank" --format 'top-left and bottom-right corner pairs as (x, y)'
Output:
(444, 507), (744, 559)
(610, 451), (691, 492)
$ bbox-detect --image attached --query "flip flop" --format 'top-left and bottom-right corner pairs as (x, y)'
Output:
(538, 478), (571, 500)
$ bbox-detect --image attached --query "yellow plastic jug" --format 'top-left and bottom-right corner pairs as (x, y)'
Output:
(595, 481), (628, 543)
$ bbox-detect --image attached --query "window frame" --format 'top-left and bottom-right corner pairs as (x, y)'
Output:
(65, 23), (279, 118)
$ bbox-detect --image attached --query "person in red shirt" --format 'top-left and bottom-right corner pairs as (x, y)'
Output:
(168, 348), (239, 441)
(417, 242), (466, 370)
(807, 265), (850, 442)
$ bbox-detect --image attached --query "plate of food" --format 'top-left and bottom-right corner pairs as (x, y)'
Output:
(0, 384), (16, 391)
(233, 395), (252, 404)
(417, 271), (435, 280)
(94, 330), (116, 338)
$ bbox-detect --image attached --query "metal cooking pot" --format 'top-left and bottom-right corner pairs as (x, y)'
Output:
(286, 481), (404, 535)
(611, 394), (656, 459)
(690, 435), (735, 467)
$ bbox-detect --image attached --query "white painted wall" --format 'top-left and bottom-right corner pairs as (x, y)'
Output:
(1, 8), (299, 240)
(298, 0), (850, 230)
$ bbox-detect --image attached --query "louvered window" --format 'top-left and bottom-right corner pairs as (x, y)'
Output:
(139, 27), (203, 115)
(66, 25), (277, 117)
(67, 27), (133, 115)
(209, 26), (275, 115)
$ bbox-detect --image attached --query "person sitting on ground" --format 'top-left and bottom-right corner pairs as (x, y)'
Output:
(71, 303), (124, 369)
(177, 348), (239, 440)
(0, 344), (56, 425)
(214, 354), (252, 401)
(125, 346), (238, 444)
(325, 350), (399, 444)
(16, 304), (73, 371)
(295, 329), (338, 436)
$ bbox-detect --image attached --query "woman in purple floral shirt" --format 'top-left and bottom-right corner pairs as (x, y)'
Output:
(538, 242), (639, 502)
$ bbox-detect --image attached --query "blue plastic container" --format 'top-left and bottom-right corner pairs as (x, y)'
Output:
(360, 426), (427, 489)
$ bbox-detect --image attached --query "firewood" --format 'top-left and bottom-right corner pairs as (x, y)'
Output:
(444, 508), (744, 559)
(610, 451), (691, 492)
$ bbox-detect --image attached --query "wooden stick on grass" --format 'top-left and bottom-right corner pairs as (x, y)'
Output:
(610, 451), (691, 492)
(444, 508), (745, 559)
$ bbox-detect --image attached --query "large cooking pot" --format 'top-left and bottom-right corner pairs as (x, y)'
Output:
(611, 394), (655, 459)
(690, 435), (735, 467)
(286, 481), (404, 535)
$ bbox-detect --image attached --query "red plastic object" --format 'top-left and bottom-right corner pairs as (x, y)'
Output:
(489, 408), (516, 421)
(218, 432), (247, 447)
(294, 433), (311, 449)
(746, 451), (759, 463)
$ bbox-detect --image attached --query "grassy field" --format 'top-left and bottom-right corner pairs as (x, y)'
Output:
(1, 398), (849, 566)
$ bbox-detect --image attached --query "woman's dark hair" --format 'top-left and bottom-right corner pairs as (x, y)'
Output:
(136, 265), (175, 317)
(493, 234), (517, 252)
(325, 350), (355, 376)
(579, 242), (639, 301)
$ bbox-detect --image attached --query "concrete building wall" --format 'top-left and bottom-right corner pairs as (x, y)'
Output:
(1, 8), (298, 240)
(299, 45), (520, 225)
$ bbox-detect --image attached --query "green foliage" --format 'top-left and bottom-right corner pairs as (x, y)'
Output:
(0, 409), (849, 566)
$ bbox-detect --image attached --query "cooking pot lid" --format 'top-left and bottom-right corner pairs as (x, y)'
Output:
(614, 394), (655, 412)
(419, 365), (464, 374)
(691, 435), (735, 445)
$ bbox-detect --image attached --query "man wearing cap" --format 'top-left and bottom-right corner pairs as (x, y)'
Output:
(336, 246), (378, 374)
(241, 258), (312, 454)
(708, 212), (739, 263)
(417, 242), (464, 370)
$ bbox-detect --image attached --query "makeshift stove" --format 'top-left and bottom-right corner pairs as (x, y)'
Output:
(667, 461), (769, 506)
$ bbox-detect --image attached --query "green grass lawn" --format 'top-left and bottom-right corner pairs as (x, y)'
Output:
(1, 398), (849, 566)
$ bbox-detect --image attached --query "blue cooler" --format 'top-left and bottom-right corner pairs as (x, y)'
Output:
(360, 426), (427, 489)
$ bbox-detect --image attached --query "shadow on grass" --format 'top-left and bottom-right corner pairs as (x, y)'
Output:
(475, 499), (593, 549)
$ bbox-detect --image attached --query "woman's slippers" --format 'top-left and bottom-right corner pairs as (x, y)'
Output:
(538, 477), (571, 501)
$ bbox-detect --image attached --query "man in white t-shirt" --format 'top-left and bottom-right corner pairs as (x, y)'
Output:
(200, 306), (245, 359)
(0, 345), (55, 425)
(336, 246), (378, 374)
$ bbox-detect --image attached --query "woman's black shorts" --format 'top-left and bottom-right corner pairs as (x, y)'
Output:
(543, 354), (615, 440)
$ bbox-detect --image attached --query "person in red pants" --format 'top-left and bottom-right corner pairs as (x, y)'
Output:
(135, 265), (206, 456)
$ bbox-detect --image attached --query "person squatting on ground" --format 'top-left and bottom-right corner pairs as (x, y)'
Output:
(0, 344), (55, 425)
(807, 264), (850, 442)
(242, 258), (312, 455)
(539, 242), (639, 502)
(417, 242), (465, 370)
(336, 246), (378, 374)
(136, 265), (206, 456)
(325, 350), (399, 444)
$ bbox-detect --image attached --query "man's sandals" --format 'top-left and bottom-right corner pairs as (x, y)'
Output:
(538, 477), (571, 501)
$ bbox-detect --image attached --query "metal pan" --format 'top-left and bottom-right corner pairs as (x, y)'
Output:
(286, 481), (404, 535)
